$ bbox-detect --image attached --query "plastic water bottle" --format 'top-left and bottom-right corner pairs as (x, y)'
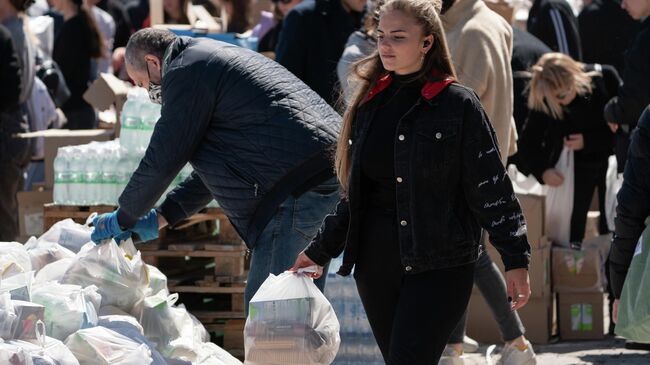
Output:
(53, 147), (70, 204)
(138, 101), (161, 152)
(115, 147), (132, 200)
(101, 146), (119, 205)
(68, 147), (85, 205)
(120, 88), (146, 153)
(83, 148), (101, 205)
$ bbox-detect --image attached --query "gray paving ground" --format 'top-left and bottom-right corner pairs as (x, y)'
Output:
(462, 338), (650, 364)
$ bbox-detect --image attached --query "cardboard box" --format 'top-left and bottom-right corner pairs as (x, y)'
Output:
(466, 292), (556, 344)
(517, 192), (545, 248)
(558, 292), (605, 341)
(552, 246), (604, 293)
(21, 129), (115, 189)
(83, 73), (131, 135)
(483, 237), (552, 298)
(17, 189), (53, 240)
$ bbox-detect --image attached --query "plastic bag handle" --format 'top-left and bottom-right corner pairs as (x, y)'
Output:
(35, 320), (47, 350)
(296, 266), (318, 274)
(86, 212), (98, 226)
(167, 293), (179, 306)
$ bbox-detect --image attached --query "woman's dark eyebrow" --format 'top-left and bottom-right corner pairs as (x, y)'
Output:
(376, 29), (407, 34)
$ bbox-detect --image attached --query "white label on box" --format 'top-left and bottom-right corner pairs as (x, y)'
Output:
(25, 212), (43, 236)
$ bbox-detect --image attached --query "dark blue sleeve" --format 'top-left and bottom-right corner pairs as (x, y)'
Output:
(304, 198), (349, 265)
(158, 171), (214, 226)
(275, 9), (307, 80)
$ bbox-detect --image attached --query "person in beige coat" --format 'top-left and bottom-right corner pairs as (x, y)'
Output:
(440, 1), (537, 365)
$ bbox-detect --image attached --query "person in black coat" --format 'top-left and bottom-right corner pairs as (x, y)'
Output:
(527, 0), (582, 61)
(0, 23), (30, 241)
(578, 0), (639, 75)
(519, 53), (620, 243)
(610, 105), (650, 324)
(275, 0), (365, 107)
(91, 28), (343, 311)
(604, 9), (650, 172)
(51, 0), (105, 129)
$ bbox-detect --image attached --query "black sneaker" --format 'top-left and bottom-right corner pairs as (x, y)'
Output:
(625, 341), (650, 351)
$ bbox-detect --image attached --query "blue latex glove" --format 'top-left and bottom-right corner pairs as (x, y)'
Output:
(131, 209), (160, 242)
(91, 211), (131, 244)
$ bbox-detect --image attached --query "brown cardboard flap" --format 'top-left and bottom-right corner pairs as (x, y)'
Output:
(83, 73), (130, 112)
(552, 246), (604, 293)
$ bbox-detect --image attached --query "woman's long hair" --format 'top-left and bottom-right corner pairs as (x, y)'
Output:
(335, 0), (455, 194)
(75, 0), (105, 58)
(527, 52), (598, 120)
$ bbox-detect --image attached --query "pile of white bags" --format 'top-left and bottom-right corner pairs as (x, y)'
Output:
(244, 269), (340, 365)
(0, 218), (242, 365)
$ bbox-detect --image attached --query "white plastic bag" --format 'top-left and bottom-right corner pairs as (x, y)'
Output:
(98, 315), (166, 365)
(545, 146), (575, 247)
(11, 300), (45, 340)
(0, 271), (34, 301)
(605, 155), (624, 232)
(165, 304), (211, 360)
(146, 265), (169, 297)
(0, 292), (17, 339)
(0, 242), (32, 278)
(61, 240), (149, 315)
(10, 320), (80, 365)
(139, 292), (181, 351)
(34, 259), (75, 285)
(24, 237), (75, 272)
(0, 341), (33, 365)
(195, 342), (243, 365)
(65, 326), (153, 365)
(507, 164), (546, 196)
(244, 270), (340, 365)
(31, 283), (101, 341)
(38, 219), (93, 254)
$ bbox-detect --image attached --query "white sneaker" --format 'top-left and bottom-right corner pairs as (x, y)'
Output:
(496, 340), (537, 365)
(438, 346), (465, 365)
(463, 335), (480, 353)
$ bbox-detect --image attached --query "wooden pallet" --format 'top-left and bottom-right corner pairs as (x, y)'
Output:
(43, 203), (115, 231)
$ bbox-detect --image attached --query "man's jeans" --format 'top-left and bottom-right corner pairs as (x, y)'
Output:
(244, 178), (340, 313)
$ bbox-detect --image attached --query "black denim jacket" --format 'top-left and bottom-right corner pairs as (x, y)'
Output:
(305, 76), (531, 276)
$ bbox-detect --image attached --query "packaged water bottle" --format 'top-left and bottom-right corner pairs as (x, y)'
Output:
(68, 147), (85, 205)
(120, 88), (146, 154)
(53, 147), (70, 204)
(138, 101), (161, 152)
(102, 146), (120, 205)
(115, 147), (131, 199)
(83, 148), (101, 205)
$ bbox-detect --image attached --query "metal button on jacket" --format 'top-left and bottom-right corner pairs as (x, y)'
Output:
(400, 220), (408, 226)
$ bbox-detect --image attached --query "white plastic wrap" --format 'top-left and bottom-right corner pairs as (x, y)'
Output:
(0, 341), (34, 365)
(0, 271), (34, 301)
(545, 146), (575, 246)
(64, 326), (153, 365)
(38, 219), (93, 254)
(244, 270), (340, 365)
(34, 259), (75, 285)
(0, 292), (17, 339)
(98, 315), (166, 365)
(146, 265), (169, 297)
(24, 237), (76, 272)
(10, 320), (80, 365)
(31, 283), (101, 341)
(195, 342), (243, 365)
(0, 242), (32, 279)
(61, 240), (149, 315)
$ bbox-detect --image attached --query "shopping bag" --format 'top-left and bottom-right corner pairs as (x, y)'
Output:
(98, 315), (166, 365)
(64, 326), (153, 365)
(616, 217), (650, 342)
(24, 237), (75, 272)
(545, 146), (575, 246)
(10, 320), (80, 365)
(244, 269), (340, 365)
(11, 300), (45, 340)
(34, 259), (74, 285)
(0, 242), (32, 279)
(38, 219), (93, 254)
(0, 271), (34, 301)
(605, 155), (624, 232)
(0, 292), (17, 339)
(0, 341), (33, 365)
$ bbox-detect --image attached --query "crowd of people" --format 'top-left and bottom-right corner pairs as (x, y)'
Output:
(1, 0), (650, 363)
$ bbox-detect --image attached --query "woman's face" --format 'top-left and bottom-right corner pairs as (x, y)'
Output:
(377, 9), (432, 75)
(554, 84), (577, 106)
(164, 0), (184, 21)
(277, 0), (302, 16)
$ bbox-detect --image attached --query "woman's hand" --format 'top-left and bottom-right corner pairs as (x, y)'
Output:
(505, 268), (531, 311)
(564, 133), (584, 151)
(542, 168), (564, 187)
(289, 251), (324, 279)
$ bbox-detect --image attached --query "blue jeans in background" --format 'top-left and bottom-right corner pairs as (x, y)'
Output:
(244, 178), (340, 313)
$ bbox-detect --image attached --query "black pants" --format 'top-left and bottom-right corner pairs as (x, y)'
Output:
(570, 161), (609, 242)
(354, 209), (475, 364)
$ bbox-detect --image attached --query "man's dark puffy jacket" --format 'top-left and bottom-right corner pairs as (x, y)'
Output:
(305, 77), (531, 276)
(604, 18), (650, 170)
(117, 37), (341, 248)
(275, 0), (362, 107)
(610, 106), (650, 298)
(528, 0), (582, 61)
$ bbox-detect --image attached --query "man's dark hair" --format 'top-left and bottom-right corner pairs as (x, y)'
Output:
(440, 0), (456, 14)
(125, 28), (177, 72)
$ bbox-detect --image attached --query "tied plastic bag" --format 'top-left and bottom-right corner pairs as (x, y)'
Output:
(545, 146), (575, 247)
(61, 240), (149, 315)
(165, 304), (211, 360)
(617, 217), (650, 342)
(194, 342), (243, 365)
(9, 320), (80, 365)
(0, 341), (34, 365)
(0, 242), (32, 279)
(0, 271), (34, 301)
(11, 301), (45, 340)
(605, 155), (624, 232)
(0, 292), (17, 339)
(24, 237), (75, 272)
(31, 283), (101, 341)
(34, 259), (74, 285)
(146, 265), (169, 297)
(98, 315), (166, 365)
(38, 219), (93, 254)
(64, 326), (153, 365)
(244, 269), (340, 365)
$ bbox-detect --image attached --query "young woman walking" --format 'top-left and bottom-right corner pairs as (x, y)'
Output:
(291, 0), (532, 363)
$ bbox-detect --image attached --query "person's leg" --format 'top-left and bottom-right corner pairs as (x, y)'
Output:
(570, 165), (600, 243)
(388, 263), (475, 365)
(596, 162), (610, 234)
(474, 252), (526, 342)
(447, 310), (467, 345)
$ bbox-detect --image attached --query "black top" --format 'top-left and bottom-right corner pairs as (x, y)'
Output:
(527, 0), (582, 61)
(52, 14), (94, 112)
(361, 72), (422, 210)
